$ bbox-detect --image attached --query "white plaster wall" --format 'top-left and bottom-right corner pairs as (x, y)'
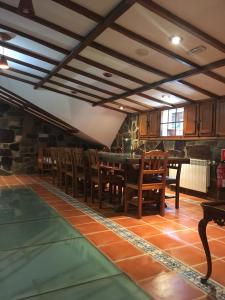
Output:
(0, 77), (126, 147)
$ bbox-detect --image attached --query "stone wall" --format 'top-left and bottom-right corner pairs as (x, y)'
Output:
(0, 102), (96, 174)
(112, 114), (225, 195)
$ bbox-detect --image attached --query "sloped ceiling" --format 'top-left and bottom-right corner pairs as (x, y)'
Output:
(0, 0), (225, 144)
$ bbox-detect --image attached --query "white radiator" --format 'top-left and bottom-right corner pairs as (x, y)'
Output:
(169, 159), (210, 193)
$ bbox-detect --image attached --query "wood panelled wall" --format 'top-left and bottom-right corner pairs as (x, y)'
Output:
(139, 99), (225, 139)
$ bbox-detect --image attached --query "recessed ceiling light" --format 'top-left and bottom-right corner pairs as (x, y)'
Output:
(103, 72), (112, 78)
(170, 35), (182, 45)
(136, 48), (149, 56)
(187, 45), (207, 56)
(119, 106), (124, 110)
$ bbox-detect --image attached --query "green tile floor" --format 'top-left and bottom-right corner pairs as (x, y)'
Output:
(0, 187), (151, 300)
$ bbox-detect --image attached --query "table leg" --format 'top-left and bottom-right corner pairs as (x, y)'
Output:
(198, 218), (212, 284)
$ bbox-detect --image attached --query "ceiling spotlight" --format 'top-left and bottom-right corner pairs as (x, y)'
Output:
(119, 106), (124, 110)
(136, 48), (149, 57)
(18, 0), (35, 15)
(103, 72), (112, 78)
(170, 35), (182, 45)
(0, 55), (9, 70)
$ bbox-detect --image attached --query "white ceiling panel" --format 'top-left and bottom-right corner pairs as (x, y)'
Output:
(104, 102), (133, 113)
(116, 3), (225, 66)
(51, 76), (111, 99)
(214, 66), (225, 78)
(59, 67), (125, 94)
(96, 28), (191, 75)
(2, 70), (38, 83)
(155, 0), (225, 44)
(184, 74), (225, 96)
(114, 99), (148, 111)
(128, 95), (164, 108)
(143, 89), (186, 105)
(7, 62), (46, 77)
(71, 0), (122, 17)
(80, 46), (163, 83)
(34, 0), (96, 37)
(0, 31), (64, 61)
(0, 8), (78, 50)
(1, 48), (54, 70)
(161, 81), (207, 100)
(65, 59), (141, 89)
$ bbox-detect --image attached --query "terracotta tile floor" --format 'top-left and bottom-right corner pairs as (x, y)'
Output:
(1, 175), (225, 300)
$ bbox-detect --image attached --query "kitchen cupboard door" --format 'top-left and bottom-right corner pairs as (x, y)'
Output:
(216, 99), (225, 136)
(184, 104), (197, 136)
(148, 110), (159, 137)
(199, 101), (214, 136)
(139, 113), (149, 137)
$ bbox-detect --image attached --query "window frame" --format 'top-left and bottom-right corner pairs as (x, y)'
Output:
(160, 107), (184, 137)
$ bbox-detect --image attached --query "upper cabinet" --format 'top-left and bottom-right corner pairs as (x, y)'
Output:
(199, 101), (214, 136)
(148, 110), (159, 137)
(216, 99), (225, 136)
(139, 111), (159, 138)
(184, 102), (214, 137)
(183, 104), (197, 136)
(139, 113), (149, 137)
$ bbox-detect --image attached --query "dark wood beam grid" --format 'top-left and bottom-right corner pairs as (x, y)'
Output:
(34, 0), (137, 89)
(0, 4), (221, 100)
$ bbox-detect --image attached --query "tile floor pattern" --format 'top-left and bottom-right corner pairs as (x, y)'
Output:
(0, 175), (225, 300)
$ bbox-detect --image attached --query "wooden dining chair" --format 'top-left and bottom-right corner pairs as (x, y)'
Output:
(50, 147), (59, 185)
(124, 150), (168, 218)
(88, 149), (109, 207)
(166, 163), (182, 209)
(64, 149), (75, 196)
(37, 146), (52, 174)
(72, 148), (87, 201)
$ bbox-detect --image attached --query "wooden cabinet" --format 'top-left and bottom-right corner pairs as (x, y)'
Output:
(139, 111), (159, 138)
(139, 113), (149, 137)
(148, 110), (159, 137)
(184, 104), (197, 136)
(216, 99), (225, 136)
(199, 101), (214, 136)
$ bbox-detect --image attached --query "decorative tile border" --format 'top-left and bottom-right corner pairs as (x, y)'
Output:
(34, 179), (225, 300)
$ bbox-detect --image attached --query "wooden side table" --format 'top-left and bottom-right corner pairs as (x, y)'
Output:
(198, 201), (225, 283)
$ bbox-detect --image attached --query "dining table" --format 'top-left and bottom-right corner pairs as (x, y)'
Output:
(98, 152), (190, 209)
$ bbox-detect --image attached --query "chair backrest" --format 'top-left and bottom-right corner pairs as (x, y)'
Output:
(64, 148), (73, 172)
(73, 148), (84, 168)
(139, 150), (168, 186)
(88, 149), (100, 177)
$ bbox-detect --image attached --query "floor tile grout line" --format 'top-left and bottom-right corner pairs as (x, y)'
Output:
(35, 178), (225, 300)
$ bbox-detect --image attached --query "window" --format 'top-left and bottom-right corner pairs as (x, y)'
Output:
(160, 107), (184, 136)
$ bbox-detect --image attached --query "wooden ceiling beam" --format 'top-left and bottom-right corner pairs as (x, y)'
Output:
(0, 4), (218, 99)
(95, 58), (225, 106)
(138, 0), (225, 53)
(34, 0), (137, 89)
(155, 87), (199, 103)
(53, 0), (225, 85)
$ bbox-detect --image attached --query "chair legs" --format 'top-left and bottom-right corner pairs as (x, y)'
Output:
(175, 186), (180, 209)
(138, 190), (143, 219)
